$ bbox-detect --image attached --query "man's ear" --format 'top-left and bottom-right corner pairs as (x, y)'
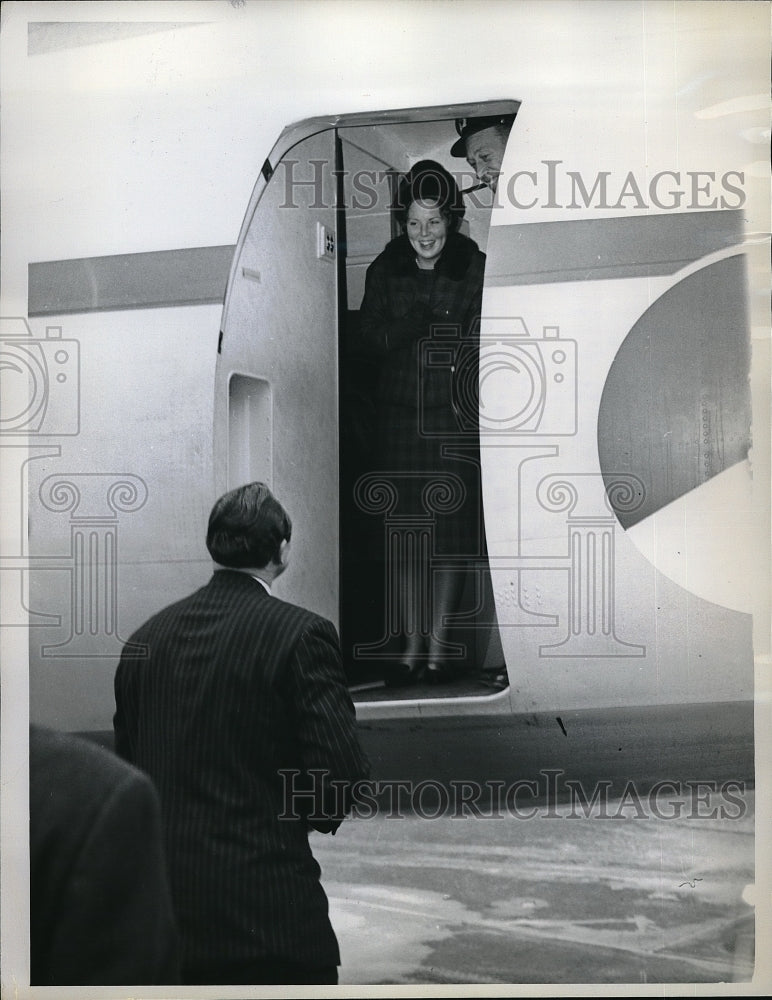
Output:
(278, 538), (291, 568)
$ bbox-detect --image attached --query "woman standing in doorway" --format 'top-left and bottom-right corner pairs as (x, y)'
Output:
(358, 160), (486, 685)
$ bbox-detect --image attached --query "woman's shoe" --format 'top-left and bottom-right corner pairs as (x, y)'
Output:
(476, 668), (509, 691)
(383, 661), (425, 688)
(424, 662), (460, 684)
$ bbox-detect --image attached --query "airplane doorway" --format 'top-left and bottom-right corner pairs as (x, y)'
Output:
(335, 110), (517, 699)
(216, 102), (519, 701)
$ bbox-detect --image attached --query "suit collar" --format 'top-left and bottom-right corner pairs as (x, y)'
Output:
(211, 568), (272, 595)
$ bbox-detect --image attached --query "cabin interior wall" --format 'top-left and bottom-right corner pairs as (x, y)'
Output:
(340, 130), (401, 309)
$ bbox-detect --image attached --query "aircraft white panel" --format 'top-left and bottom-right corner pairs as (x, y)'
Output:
(215, 130), (340, 625)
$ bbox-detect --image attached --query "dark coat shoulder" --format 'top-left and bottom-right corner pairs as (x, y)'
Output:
(29, 726), (180, 985)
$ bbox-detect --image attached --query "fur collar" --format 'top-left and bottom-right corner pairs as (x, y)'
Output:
(381, 231), (481, 280)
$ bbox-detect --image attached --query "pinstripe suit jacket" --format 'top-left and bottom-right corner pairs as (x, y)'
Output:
(113, 569), (370, 974)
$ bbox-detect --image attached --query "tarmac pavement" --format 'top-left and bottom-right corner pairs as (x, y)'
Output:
(312, 786), (757, 988)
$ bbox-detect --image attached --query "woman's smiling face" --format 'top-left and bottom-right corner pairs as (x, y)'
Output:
(405, 199), (449, 268)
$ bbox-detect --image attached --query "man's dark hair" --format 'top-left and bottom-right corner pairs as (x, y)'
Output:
(206, 482), (292, 569)
(393, 159), (465, 232)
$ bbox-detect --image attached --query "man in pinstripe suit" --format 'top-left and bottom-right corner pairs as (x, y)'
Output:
(114, 482), (370, 986)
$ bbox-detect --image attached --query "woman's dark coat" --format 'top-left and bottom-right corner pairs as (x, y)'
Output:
(356, 230), (486, 555)
(358, 231), (486, 413)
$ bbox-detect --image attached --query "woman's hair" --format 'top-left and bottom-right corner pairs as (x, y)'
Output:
(206, 482), (292, 569)
(393, 159), (465, 232)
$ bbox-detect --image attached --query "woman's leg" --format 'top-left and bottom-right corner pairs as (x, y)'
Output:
(398, 556), (427, 663)
(426, 567), (467, 671)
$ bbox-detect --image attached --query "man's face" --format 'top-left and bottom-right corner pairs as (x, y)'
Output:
(465, 126), (508, 192)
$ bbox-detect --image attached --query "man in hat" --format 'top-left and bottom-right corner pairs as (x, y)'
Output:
(451, 114), (516, 194)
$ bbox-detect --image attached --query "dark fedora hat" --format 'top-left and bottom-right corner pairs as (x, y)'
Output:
(450, 114), (516, 157)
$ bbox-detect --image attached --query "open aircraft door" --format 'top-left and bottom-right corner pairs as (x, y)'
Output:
(215, 127), (341, 623)
(214, 103), (517, 694)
